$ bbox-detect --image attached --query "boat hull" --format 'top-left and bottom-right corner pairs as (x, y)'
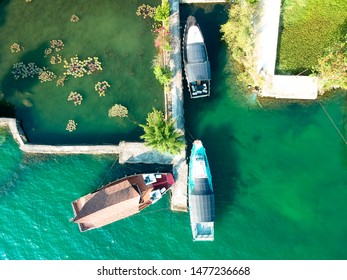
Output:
(188, 140), (215, 241)
(183, 16), (211, 99)
(71, 173), (175, 232)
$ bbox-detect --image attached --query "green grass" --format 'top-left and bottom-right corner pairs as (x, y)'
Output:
(276, 0), (347, 74)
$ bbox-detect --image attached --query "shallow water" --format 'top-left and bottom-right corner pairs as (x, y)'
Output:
(0, 0), (163, 144)
(0, 2), (347, 260)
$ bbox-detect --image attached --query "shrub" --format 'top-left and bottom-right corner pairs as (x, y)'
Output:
(154, 0), (170, 23)
(139, 108), (185, 155)
(221, 1), (261, 89)
(153, 64), (171, 86)
(314, 35), (347, 92)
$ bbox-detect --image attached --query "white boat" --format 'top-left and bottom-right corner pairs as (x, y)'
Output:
(183, 16), (211, 98)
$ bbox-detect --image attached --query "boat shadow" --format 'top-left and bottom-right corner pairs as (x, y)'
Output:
(186, 123), (240, 223)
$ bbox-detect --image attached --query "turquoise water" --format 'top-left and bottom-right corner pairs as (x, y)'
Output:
(1, 3), (347, 260)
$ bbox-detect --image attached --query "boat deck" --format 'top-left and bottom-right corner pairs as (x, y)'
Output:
(71, 173), (174, 232)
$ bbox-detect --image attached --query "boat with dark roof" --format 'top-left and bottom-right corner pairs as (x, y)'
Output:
(183, 16), (211, 98)
(71, 173), (175, 232)
(188, 140), (215, 241)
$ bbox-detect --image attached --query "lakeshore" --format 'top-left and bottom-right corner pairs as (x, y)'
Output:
(0, 1), (347, 260)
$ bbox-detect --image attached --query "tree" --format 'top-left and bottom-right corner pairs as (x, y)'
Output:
(139, 108), (185, 155)
(153, 64), (171, 86)
(154, 0), (170, 23)
(220, 1), (261, 90)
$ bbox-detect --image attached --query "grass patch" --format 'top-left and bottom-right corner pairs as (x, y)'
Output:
(276, 0), (347, 74)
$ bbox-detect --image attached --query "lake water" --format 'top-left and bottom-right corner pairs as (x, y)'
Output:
(0, 2), (347, 260)
(0, 0), (163, 144)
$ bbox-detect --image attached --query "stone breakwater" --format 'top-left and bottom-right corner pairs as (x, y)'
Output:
(0, 0), (189, 213)
(0, 117), (188, 211)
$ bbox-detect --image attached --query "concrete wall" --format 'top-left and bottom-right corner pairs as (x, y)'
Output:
(253, 0), (318, 99)
(0, 0), (189, 212)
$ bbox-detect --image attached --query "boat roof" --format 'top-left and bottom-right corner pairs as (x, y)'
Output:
(189, 141), (215, 223)
(187, 43), (207, 63)
(73, 180), (140, 229)
(190, 178), (215, 222)
(186, 61), (211, 82)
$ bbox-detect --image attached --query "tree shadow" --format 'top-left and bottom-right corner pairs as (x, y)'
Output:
(339, 19), (347, 39)
(274, 0), (286, 75)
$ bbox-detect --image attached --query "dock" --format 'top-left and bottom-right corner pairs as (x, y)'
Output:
(253, 0), (318, 99)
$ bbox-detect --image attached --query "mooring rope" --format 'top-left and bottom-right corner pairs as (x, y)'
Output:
(185, 128), (195, 142)
(318, 101), (347, 145)
(97, 156), (119, 188)
(132, 207), (171, 218)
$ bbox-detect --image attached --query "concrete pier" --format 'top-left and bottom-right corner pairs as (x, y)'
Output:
(168, 0), (188, 212)
(253, 0), (318, 99)
(0, 0), (189, 213)
(1, 117), (188, 211)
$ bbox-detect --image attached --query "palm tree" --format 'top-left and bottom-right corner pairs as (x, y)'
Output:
(139, 108), (185, 155)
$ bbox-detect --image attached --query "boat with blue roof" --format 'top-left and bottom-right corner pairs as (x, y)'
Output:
(188, 140), (215, 241)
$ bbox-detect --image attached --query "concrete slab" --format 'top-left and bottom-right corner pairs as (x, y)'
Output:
(261, 75), (318, 100)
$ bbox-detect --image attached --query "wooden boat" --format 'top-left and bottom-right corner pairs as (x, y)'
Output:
(183, 16), (211, 98)
(188, 140), (215, 241)
(71, 173), (175, 232)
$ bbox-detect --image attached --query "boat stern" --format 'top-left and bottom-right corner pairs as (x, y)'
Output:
(192, 222), (214, 241)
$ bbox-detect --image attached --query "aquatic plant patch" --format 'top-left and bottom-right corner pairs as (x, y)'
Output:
(276, 0), (347, 74)
(0, 0), (163, 144)
(108, 104), (128, 118)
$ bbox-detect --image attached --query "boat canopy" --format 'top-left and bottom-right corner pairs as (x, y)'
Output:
(73, 180), (140, 228)
(186, 62), (211, 83)
(187, 43), (207, 63)
(189, 178), (215, 223)
(185, 42), (211, 83)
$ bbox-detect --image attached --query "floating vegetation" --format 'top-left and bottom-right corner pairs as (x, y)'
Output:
(10, 43), (23, 53)
(108, 104), (128, 118)
(38, 70), (56, 82)
(66, 120), (77, 132)
(63, 56), (86, 78)
(50, 39), (64, 52)
(12, 62), (42, 79)
(44, 48), (53, 56)
(95, 81), (110, 97)
(67, 92), (83, 106)
(85, 57), (102, 74)
(25, 0), (32, 3)
(50, 54), (63, 65)
(63, 56), (102, 78)
(56, 75), (67, 86)
(136, 4), (156, 19)
(70, 14), (80, 22)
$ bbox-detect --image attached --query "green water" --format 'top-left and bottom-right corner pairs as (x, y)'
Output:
(0, 2), (347, 260)
(0, 0), (162, 144)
